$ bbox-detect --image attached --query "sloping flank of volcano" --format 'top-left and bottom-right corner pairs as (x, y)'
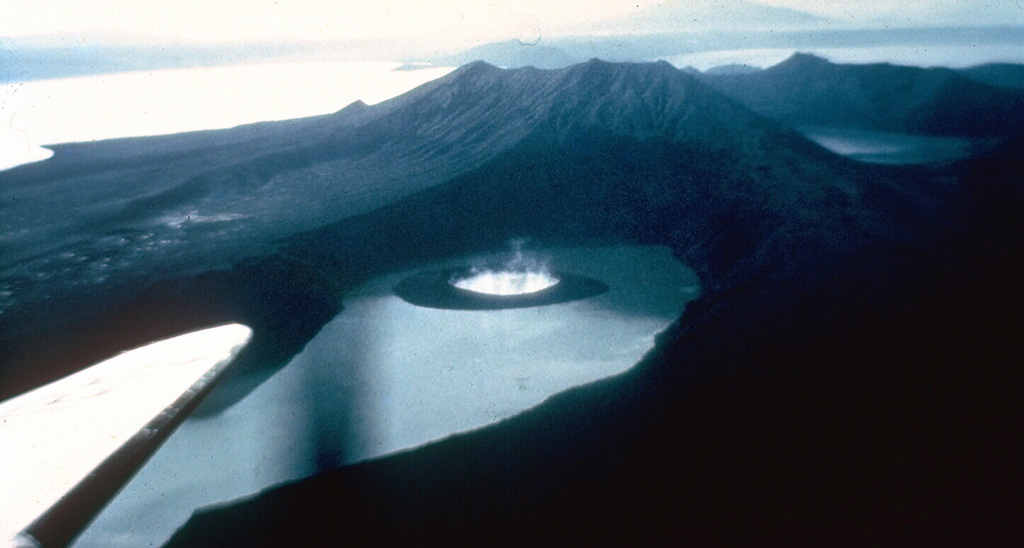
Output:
(1, 59), (875, 402)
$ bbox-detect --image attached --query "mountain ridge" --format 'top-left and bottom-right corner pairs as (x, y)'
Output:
(957, 62), (1024, 89)
(699, 52), (1024, 136)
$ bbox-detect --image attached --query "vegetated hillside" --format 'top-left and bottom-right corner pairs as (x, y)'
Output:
(1, 58), (884, 403)
(167, 91), (1024, 548)
(699, 53), (1024, 136)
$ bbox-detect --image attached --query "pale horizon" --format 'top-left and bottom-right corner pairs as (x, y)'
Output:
(3, 1), (1023, 45)
(2, 1), (1022, 171)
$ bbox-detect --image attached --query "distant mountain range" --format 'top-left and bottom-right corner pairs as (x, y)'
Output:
(1, 58), (1021, 544)
(957, 63), (1024, 89)
(6, 25), (1024, 84)
(581, 0), (826, 33)
(419, 26), (1024, 70)
(432, 40), (579, 70)
(698, 53), (1024, 136)
(693, 60), (1024, 89)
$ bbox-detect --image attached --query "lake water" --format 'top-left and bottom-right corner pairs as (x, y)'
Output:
(798, 125), (988, 165)
(71, 245), (699, 548)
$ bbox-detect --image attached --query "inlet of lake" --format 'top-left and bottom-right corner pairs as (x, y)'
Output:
(798, 125), (992, 165)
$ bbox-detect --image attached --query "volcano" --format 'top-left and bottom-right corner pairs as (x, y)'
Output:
(0, 58), (860, 401)
(1, 59), (1021, 546)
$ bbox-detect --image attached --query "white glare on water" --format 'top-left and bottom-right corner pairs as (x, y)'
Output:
(452, 242), (559, 295)
(453, 269), (560, 295)
(0, 61), (453, 171)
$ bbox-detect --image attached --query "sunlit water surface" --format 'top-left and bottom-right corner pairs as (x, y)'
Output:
(798, 125), (987, 164)
(0, 61), (453, 171)
(72, 245), (700, 547)
(451, 246), (561, 296)
(453, 269), (561, 295)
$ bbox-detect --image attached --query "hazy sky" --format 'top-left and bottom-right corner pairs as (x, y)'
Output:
(3, 1), (1022, 47)
(759, 0), (1023, 25)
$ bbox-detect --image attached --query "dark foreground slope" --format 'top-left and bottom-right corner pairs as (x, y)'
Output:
(699, 53), (1024, 137)
(169, 133), (1023, 545)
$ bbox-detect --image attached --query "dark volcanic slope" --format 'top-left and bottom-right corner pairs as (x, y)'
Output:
(699, 53), (1024, 136)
